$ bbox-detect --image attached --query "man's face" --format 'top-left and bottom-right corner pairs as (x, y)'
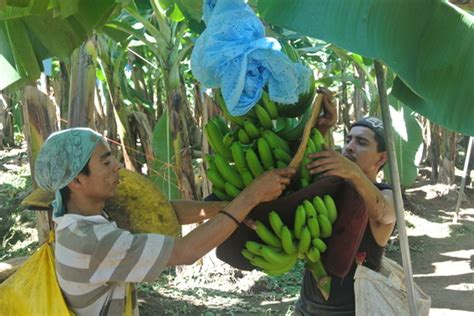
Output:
(342, 126), (386, 177)
(78, 140), (121, 201)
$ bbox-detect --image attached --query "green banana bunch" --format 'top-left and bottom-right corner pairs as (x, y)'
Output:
(207, 169), (226, 191)
(223, 133), (234, 147)
(246, 148), (265, 178)
(212, 187), (232, 201)
(294, 205), (306, 239)
(298, 226), (311, 255)
(280, 225), (297, 255)
(261, 90), (279, 119)
(255, 220), (282, 248)
(313, 196), (329, 217)
(231, 142), (248, 174)
(224, 182), (241, 198)
(257, 137), (275, 170)
(268, 211), (284, 238)
(243, 240), (298, 276)
(276, 102), (312, 140)
(205, 121), (233, 160)
(312, 238), (327, 253)
(306, 246), (321, 263)
(242, 170), (254, 187)
(307, 215), (320, 239)
(273, 147), (292, 164)
(311, 128), (325, 153)
(213, 116), (230, 136)
(243, 195), (338, 278)
(238, 128), (251, 144)
(318, 214), (333, 238)
(214, 154), (244, 189)
(324, 194), (338, 224)
(263, 130), (291, 154)
(255, 104), (273, 129)
(264, 255), (298, 276)
(299, 148), (312, 185)
(244, 121), (260, 139)
(306, 138), (317, 153)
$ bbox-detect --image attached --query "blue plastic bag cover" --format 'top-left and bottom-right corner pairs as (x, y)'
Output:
(191, 0), (312, 116)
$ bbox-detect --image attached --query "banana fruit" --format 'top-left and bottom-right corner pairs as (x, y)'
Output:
(205, 120), (233, 160)
(242, 194), (338, 280)
(214, 154), (244, 189)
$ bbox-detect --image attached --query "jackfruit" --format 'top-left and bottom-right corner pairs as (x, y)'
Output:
(105, 169), (180, 236)
(22, 169), (180, 237)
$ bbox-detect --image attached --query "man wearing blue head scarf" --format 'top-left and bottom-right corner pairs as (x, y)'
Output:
(295, 100), (396, 315)
(35, 127), (295, 315)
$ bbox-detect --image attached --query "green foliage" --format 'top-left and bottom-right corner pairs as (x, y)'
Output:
(0, 0), (129, 90)
(151, 110), (180, 200)
(258, 0), (474, 136)
(0, 161), (36, 260)
(383, 97), (423, 188)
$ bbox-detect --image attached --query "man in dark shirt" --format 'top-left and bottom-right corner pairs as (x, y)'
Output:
(296, 109), (396, 315)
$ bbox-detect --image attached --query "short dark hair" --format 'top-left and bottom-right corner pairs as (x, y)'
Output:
(372, 132), (386, 153)
(59, 160), (91, 205)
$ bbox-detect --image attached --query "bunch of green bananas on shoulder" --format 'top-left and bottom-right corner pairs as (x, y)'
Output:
(297, 195), (337, 300)
(240, 194), (337, 282)
(299, 127), (326, 188)
(242, 216), (299, 276)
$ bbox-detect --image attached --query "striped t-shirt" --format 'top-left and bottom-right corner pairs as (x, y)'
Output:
(53, 213), (175, 315)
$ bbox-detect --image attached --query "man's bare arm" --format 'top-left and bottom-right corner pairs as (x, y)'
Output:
(349, 172), (396, 246)
(170, 201), (228, 225)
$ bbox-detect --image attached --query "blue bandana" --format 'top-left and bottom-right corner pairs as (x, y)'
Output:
(34, 128), (103, 218)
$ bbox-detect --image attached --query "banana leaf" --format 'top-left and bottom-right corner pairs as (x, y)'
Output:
(258, 0), (474, 136)
(151, 109), (181, 200)
(383, 97), (423, 188)
(0, 0), (128, 90)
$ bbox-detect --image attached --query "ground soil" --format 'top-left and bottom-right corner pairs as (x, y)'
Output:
(1, 146), (473, 315)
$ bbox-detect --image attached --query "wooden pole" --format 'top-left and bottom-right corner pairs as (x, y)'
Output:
(454, 136), (473, 223)
(374, 60), (418, 316)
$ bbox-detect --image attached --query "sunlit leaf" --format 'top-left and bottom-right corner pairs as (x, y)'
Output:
(258, 0), (474, 136)
(383, 97), (423, 188)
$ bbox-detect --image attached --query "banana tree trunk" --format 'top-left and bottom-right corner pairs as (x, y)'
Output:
(22, 85), (58, 245)
(129, 52), (156, 126)
(353, 65), (365, 120)
(49, 62), (70, 129)
(68, 39), (97, 128)
(168, 90), (195, 200)
(341, 78), (350, 136)
(429, 123), (440, 184)
(438, 128), (456, 185)
(0, 94), (14, 148)
(131, 111), (155, 173)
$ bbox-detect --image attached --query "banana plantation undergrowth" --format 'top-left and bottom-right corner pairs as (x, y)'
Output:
(1, 144), (473, 315)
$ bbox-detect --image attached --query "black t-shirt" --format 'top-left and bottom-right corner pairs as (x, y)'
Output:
(295, 183), (392, 316)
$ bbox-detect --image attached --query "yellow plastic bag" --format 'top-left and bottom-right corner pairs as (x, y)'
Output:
(0, 232), (74, 315)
